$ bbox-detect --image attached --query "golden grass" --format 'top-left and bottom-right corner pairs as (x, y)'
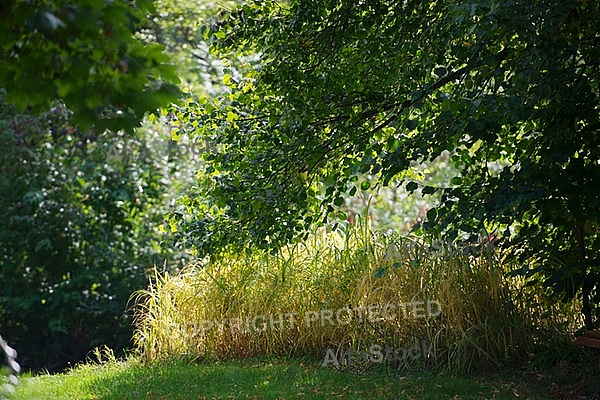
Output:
(131, 222), (581, 371)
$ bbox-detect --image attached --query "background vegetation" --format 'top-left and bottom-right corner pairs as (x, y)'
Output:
(0, 0), (215, 371)
(0, 93), (194, 371)
(0, 2), (598, 396)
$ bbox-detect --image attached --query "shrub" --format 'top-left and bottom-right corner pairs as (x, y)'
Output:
(0, 94), (189, 371)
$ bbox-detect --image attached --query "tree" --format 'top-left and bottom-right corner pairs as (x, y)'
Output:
(0, 0), (180, 132)
(171, 0), (600, 328)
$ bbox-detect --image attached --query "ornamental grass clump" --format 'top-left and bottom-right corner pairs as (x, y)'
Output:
(133, 221), (578, 371)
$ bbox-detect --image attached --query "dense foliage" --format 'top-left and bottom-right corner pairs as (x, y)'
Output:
(171, 0), (600, 327)
(0, 0), (180, 132)
(0, 0), (224, 371)
(0, 94), (189, 371)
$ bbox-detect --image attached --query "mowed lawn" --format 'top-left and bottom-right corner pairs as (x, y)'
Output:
(13, 357), (590, 400)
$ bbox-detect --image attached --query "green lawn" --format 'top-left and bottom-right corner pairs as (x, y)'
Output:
(12, 357), (577, 400)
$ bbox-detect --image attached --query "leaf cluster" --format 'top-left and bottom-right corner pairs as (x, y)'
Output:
(0, 0), (181, 132)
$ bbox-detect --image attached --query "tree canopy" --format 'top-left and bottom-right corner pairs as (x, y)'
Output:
(172, 0), (600, 327)
(0, 0), (180, 132)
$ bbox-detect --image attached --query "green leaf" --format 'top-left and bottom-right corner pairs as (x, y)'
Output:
(374, 267), (388, 278)
(426, 208), (437, 221)
(404, 118), (418, 131)
(434, 67), (447, 77)
(421, 186), (437, 195)
(406, 182), (419, 192)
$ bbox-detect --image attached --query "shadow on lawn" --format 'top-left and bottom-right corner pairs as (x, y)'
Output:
(80, 358), (560, 400)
